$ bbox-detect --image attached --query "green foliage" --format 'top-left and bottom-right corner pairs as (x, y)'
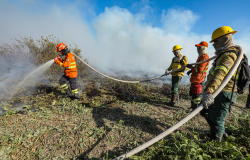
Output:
(133, 115), (250, 160)
(0, 35), (87, 78)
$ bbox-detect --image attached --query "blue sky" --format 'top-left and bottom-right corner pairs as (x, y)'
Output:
(92, 0), (248, 33)
(1, 0), (250, 76)
(31, 0), (250, 37)
(6, 0), (250, 37)
(96, 0), (250, 36)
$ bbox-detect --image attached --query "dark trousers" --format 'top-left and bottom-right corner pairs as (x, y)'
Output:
(246, 85), (250, 108)
(59, 75), (77, 90)
(189, 82), (203, 105)
(172, 76), (182, 94)
(200, 92), (237, 138)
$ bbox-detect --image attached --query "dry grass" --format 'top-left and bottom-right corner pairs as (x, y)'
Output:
(0, 79), (249, 159)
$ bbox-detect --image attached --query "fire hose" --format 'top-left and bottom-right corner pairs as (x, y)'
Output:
(72, 53), (216, 83)
(112, 45), (244, 160)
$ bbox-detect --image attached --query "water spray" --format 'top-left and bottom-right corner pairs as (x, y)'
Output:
(9, 59), (54, 99)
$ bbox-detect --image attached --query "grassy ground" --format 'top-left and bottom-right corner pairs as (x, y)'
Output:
(0, 78), (250, 160)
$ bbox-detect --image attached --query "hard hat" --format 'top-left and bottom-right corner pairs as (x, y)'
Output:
(172, 45), (183, 52)
(56, 43), (67, 52)
(210, 26), (237, 43)
(195, 41), (208, 47)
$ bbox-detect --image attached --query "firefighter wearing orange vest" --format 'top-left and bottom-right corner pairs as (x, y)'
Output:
(54, 43), (79, 99)
(186, 41), (210, 110)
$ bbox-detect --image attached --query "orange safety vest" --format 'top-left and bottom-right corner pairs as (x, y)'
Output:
(55, 52), (77, 78)
(190, 53), (209, 84)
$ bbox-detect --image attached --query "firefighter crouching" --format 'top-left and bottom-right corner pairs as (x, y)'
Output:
(201, 26), (240, 142)
(54, 43), (80, 99)
(186, 41), (210, 111)
(165, 45), (188, 106)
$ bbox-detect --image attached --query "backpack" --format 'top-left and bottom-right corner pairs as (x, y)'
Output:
(233, 54), (250, 94)
(214, 49), (250, 94)
(228, 53), (250, 111)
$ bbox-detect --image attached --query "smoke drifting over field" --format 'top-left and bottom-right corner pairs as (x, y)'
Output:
(1, 0), (250, 78)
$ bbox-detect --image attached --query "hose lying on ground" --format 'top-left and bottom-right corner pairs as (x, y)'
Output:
(73, 53), (217, 83)
(113, 46), (243, 160)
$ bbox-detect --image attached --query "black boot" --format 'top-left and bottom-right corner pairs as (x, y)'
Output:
(166, 92), (175, 106)
(175, 93), (180, 104)
(246, 93), (250, 108)
(63, 88), (72, 98)
(74, 93), (80, 99)
(207, 132), (223, 143)
(191, 102), (199, 111)
(170, 93), (179, 106)
(223, 132), (229, 138)
(171, 93), (178, 106)
(216, 137), (222, 143)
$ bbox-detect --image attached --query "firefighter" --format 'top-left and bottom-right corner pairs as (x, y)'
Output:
(54, 43), (80, 99)
(201, 26), (240, 142)
(165, 45), (188, 106)
(245, 70), (250, 109)
(186, 41), (210, 110)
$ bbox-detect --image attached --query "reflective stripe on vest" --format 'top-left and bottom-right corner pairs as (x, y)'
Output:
(232, 74), (239, 80)
(215, 65), (229, 74)
(209, 68), (214, 76)
(195, 65), (209, 73)
(210, 66), (239, 80)
(66, 62), (77, 69)
(66, 66), (76, 69)
(202, 66), (209, 72)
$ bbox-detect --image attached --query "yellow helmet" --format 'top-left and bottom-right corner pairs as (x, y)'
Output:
(210, 26), (237, 43)
(172, 45), (183, 52)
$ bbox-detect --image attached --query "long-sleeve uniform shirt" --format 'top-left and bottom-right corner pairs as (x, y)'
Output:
(204, 47), (239, 93)
(190, 54), (210, 84)
(167, 56), (189, 77)
(55, 52), (78, 78)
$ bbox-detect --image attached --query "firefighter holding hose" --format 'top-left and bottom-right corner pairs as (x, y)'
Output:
(186, 41), (210, 111)
(165, 45), (188, 106)
(245, 66), (250, 109)
(54, 43), (80, 99)
(201, 26), (240, 142)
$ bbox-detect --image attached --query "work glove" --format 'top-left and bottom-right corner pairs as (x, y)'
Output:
(201, 92), (214, 109)
(54, 56), (61, 65)
(187, 70), (192, 76)
(165, 70), (170, 75)
(186, 64), (193, 69)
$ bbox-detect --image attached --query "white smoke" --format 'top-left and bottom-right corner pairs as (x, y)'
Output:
(82, 6), (211, 76)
